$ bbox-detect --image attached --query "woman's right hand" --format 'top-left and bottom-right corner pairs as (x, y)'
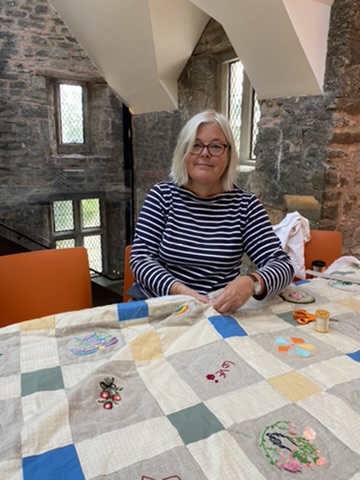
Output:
(170, 281), (209, 304)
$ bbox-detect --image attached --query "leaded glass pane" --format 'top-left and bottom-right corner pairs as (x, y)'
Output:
(56, 239), (75, 249)
(84, 235), (102, 272)
(251, 94), (261, 159)
(81, 199), (101, 229)
(59, 84), (84, 144)
(228, 61), (244, 155)
(53, 200), (74, 232)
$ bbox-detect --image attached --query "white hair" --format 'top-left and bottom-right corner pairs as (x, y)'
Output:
(170, 110), (238, 191)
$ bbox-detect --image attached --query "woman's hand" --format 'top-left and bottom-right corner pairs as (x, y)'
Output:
(170, 281), (209, 304)
(210, 276), (258, 314)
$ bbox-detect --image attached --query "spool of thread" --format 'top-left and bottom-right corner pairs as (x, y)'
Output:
(315, 309), (330, 333)
(312, 260), (326, 272)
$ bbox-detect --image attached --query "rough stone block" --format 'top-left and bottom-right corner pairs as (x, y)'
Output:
(284, 195), (321, 226)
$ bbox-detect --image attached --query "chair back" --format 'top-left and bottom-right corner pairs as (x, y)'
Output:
(0, 247), (92, 327)
(123, 245), (135, 302)
(304, 230), (343, 273)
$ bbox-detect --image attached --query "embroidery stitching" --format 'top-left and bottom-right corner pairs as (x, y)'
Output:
(274, 336), (318, 357)
(173, 304), (189, 315)
(206, 360), (235, 383)
(259, 420), (327, 473)
(96, 376), (123, 409)
(69, 331), (118, 355)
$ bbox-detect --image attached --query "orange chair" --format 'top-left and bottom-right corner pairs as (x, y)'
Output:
(0, 247), (92, 327)
(304, 230), (343, 273)
(123, 245), (135, 302)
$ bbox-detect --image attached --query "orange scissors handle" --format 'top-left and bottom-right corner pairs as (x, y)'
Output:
(292, 309), (316, 325)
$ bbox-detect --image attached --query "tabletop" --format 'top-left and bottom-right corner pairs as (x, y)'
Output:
(0, 267), (359, 480)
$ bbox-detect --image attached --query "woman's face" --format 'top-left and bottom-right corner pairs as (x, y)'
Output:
(185, 123), (229, 194)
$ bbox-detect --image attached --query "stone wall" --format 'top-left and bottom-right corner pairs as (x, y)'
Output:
(1, 0), (359, 265)
(0, 0), (127, 273)
(322, 0), (360, 254)
(131, 20), (234, 212)
(132, 0), (359, 257)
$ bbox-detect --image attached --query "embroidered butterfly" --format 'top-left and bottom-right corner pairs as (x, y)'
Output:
(69, 332), (118, 355)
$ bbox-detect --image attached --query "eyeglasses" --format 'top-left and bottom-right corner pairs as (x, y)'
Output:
(190, 142), (229, 157)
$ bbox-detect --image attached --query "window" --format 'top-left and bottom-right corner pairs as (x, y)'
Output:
(51, 198), (105, 274)
(54, 80), (89, 154)
(223, 59), (260, 169)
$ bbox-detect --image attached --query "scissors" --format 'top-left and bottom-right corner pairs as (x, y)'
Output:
(292, 309), (316, 325)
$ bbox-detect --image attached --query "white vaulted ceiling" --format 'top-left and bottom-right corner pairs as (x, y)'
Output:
(49, 0), (334, 114)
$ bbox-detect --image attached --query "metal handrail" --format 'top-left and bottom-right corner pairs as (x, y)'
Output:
(0, 221), (118, 281)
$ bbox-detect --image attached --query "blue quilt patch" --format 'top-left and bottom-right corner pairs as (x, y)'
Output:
(347, 350), (360, 362)
(117, 300), (149, 321)
(23, 444), (84, 480)
(208, 315), (248, 338)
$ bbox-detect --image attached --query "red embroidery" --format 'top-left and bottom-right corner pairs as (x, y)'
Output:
(206, 360), (235, 383)
(96, 376), (123, 410)
(141, 476), (181, 480)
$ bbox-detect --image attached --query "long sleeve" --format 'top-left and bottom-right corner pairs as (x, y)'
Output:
(130, 182), (294, 298)
(241, 198), (295, 296)
(130, 184), (178, 297)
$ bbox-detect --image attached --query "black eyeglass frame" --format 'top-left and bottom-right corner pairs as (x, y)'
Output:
(189, 142), (229, 157)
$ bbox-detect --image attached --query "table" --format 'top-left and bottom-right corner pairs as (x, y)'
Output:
(1, 268), (359, 479)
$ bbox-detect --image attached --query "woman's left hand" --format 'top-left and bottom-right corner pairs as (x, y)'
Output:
(210, 276), (255, 314)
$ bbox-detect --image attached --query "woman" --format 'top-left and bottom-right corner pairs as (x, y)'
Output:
(130, 110), (294, 313)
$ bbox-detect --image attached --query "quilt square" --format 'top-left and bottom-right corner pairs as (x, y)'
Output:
(129, 329), (163, 361)
(76, 417), (183, 477)
(347, 349), (360, 362)
(188, 430), (263, 479)
(0, 398), (22, 461)
(276, 310), (301, 326)
(300, 391), (359, 454)
(21, 390), (73, 458)
(167, 403), (224, 445)
(300, 355), (360, 391)
(20, 316), (55, 332)
(168, 340), (264, 401)
(328, 378), (360, 413)
(23, 444), (84, 480)
(254, 326), (338, 370)
(336, 297), (360, 312)
(57, 324), (123, 367)
(0, 331), (21, 376)
(208, 314), (247, 338)
(21, 366), (64, 396)
(68, 361), (164, 443)
(228, 403), (360, 479)
(117, 300), (148, 321)
(108, 445), (208, 480)
(0, 459), (22, 479)
(20, 333), (59, 373)
(136, 359), (200, 415)
(268, 371), (322, 402)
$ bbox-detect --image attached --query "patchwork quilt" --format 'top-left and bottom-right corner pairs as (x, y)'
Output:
(0, 269), (359, 479)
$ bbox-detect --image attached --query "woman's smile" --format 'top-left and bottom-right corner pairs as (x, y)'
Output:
(185, 123), (229, 196)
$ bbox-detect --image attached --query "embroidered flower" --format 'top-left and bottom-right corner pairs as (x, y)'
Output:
(316, 457), (328, 466)
(282, 459), (302, 472)
(303, 426), (316, 443)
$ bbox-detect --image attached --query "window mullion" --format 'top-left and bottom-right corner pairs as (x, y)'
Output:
(239, 73), (253, 161)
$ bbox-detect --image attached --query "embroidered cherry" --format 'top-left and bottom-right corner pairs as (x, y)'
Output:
(97, 376), (123, 409)
(103, 401), (113, 410)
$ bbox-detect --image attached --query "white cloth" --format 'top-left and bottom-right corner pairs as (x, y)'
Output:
(324, 255), (360, 274)
(273, 211), (310, 279)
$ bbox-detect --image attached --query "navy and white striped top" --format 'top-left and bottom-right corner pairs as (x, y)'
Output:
(130, 182), (294, 298)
